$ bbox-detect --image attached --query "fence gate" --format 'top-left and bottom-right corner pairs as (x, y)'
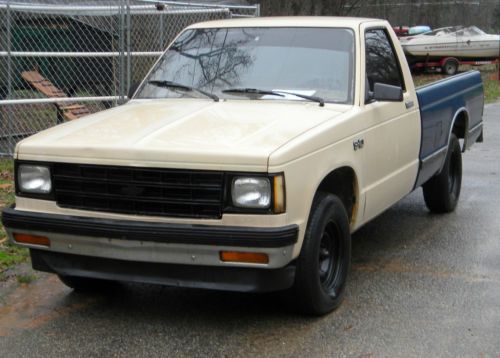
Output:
(0, 0), (259, 156)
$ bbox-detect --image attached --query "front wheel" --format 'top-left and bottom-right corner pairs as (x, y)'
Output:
(423, 133), (462, 213)
(293, 193), (351, 315)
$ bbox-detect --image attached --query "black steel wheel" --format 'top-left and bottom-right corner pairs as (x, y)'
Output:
(294, 192), (351, 315)
(318, 220), (343, 295)
(423, 133), (462, 213)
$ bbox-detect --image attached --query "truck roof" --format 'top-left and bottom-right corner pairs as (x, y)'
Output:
(188, 16), (383, 29)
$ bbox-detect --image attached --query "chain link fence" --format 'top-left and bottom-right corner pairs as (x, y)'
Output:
(0, 0), (259, 156)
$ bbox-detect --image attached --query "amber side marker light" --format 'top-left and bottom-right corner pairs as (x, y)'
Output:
(13, 233), (50, 247)
(273, 174), (286, 214)
(220, 251), (269, 264)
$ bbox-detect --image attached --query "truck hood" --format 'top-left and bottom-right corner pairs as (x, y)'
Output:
(17, 99), (350, 171)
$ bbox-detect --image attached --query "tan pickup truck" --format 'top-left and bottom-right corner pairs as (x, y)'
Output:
(2, 17), (484, 315)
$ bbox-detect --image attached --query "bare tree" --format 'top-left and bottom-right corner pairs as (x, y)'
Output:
(249, 0), (363, 16)
(249, 0), (499, 32)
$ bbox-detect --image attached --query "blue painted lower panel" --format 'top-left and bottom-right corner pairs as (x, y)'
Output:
(414, 70), (484, 188)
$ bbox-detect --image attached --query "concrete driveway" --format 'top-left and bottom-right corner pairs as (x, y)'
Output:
(1, 103), (499, 358)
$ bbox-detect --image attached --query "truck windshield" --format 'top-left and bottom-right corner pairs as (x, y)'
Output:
(136, 27), (355, 104)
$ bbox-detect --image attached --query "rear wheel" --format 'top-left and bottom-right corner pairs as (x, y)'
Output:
(442, 58), (459, 75)
(294, 193), (351, 315)
(423, 134), (462, 213)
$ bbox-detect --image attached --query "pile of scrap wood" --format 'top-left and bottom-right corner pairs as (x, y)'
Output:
(21, 71), (90, 121)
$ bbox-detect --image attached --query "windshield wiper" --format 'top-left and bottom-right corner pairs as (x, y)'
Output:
(276, 90), (325, 107)
(148, 80), (219, 102)
(222, 88), (325, 107)
(222, 88), (285, 97)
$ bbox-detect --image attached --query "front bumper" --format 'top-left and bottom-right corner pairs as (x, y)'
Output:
(2, 206), (298, 292)
(30, 249), (296, 292)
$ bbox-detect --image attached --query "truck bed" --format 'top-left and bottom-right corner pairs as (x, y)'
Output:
(414, 70), (484, 188)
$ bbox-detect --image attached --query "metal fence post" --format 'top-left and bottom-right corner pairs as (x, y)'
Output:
(6, 0), (13, 155)
(126, 0), (131, 98)
(118, 1), (125, 104)
(160, 12), (164, 49)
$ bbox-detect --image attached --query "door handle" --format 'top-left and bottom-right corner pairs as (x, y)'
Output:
(405, 100), (414, 109)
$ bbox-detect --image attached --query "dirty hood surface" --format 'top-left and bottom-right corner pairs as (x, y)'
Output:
(17, 99), (349, 171)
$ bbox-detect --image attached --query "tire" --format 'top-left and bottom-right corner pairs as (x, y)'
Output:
(294, 193), (351, 315)
(442, 58), (459, 75)
(58, 274), (115, 292)
(423, 134), (462, 213)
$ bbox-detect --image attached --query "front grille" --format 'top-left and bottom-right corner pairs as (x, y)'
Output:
(52, 163), (224, 219)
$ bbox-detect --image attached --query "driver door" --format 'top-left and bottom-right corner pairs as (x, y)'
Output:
(360, 25), (421, 222)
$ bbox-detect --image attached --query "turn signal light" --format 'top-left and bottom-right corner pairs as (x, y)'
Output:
(13, 233), (50, 247)
(273, 174), (286, 214)
(220, 251), (269, 264)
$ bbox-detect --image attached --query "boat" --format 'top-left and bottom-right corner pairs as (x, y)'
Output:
(408, 25), (431, 35)
(400, 26), (500, 61)
(393, 25), (430, 37)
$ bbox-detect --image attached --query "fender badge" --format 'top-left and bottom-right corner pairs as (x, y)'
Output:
(353, 139), (364, 151)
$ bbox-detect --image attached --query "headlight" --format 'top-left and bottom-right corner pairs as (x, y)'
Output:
(18, 164), (52, 194)
(232, 177), (271, 209)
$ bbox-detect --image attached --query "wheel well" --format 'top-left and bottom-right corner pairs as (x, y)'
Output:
(452, 111), (468, 139)
(316, 167), (358, 224)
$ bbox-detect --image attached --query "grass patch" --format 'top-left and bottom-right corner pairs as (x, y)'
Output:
(483, 76), (500, 103)
(0, 158), (29, 278)
(0, 246), (29, 272)
(0, 158), (14, 180)
(17, 273), (37, 284)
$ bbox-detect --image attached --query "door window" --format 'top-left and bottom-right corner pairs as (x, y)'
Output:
(365, 29), (405, 92)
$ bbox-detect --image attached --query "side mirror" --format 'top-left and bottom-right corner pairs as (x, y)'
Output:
(127, 82), (141, 100)
(372, 82), (403, 102)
